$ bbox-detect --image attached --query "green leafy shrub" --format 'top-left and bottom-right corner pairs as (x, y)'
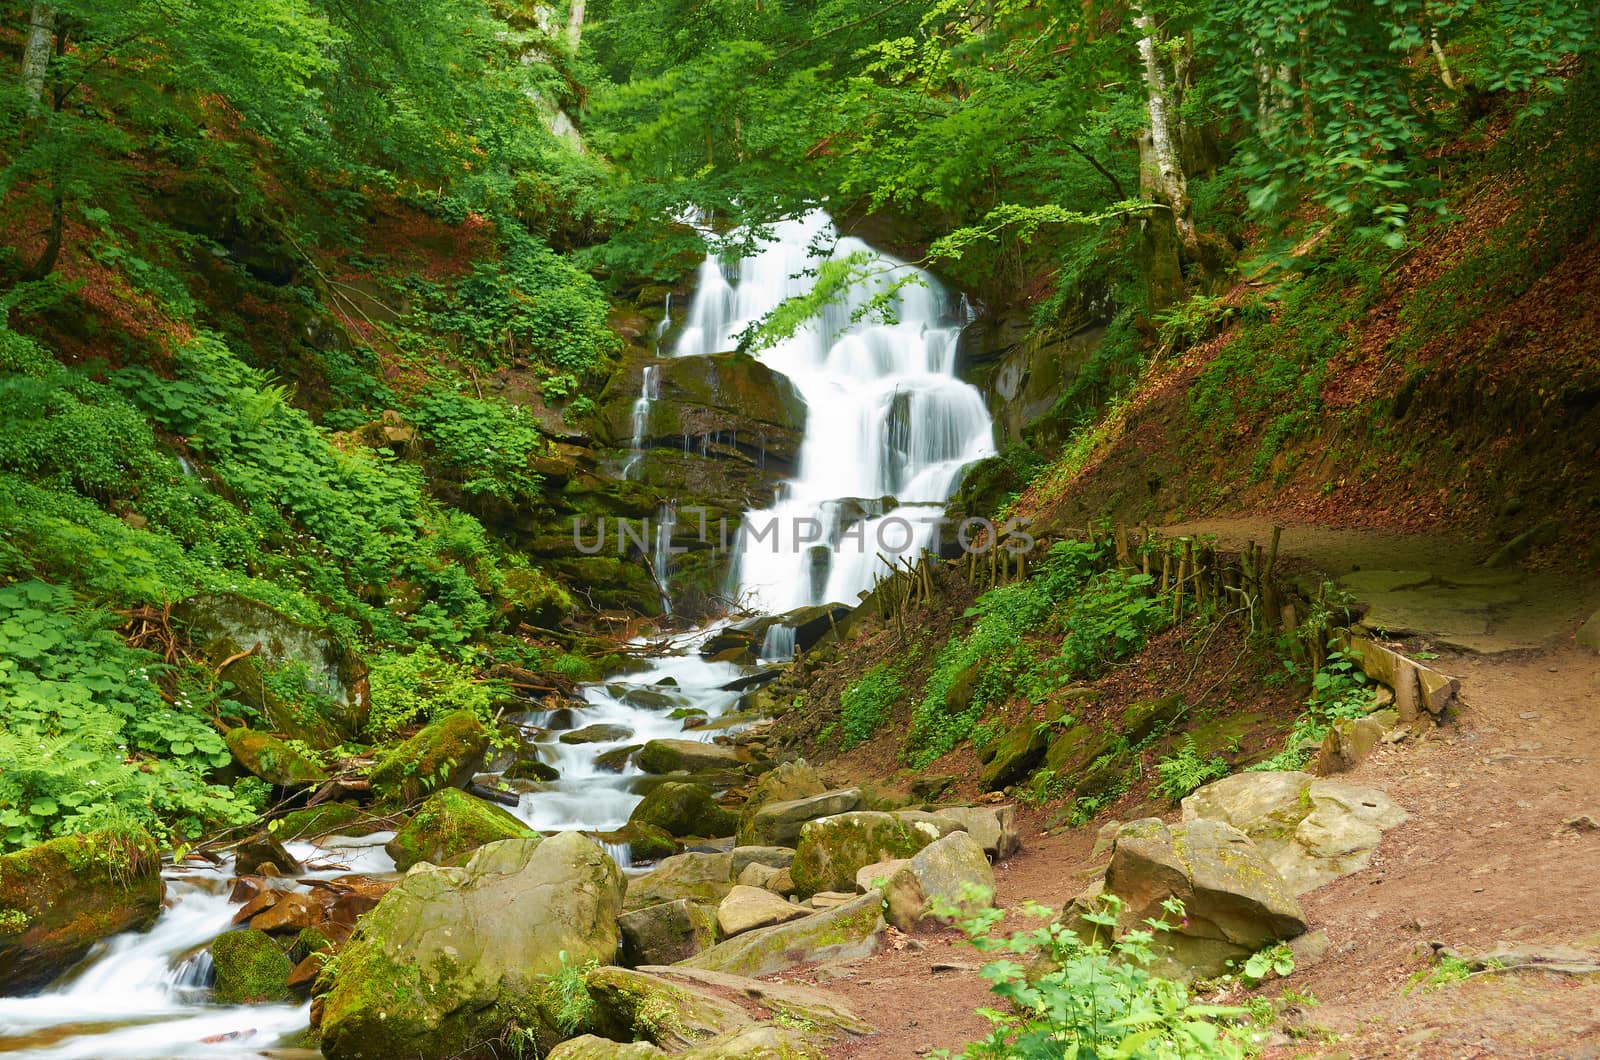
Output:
(837, 662), (903, 751)
(934, 891), (1253, 1059)
(907, 541), (1168, 767)
(365, 646), (500, 740)
(410, 388), (547, 500)
(1154, 736), (1230, 801)
(0, 580), (258, 850)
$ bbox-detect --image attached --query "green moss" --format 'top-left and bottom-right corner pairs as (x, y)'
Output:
(368, 710), (488, 808)
(383, 787), (538, 871)
(627, 782), (736, 839)
(225, 728), (328, 785)
(211, 928), (293, 1004)
(0, 829), (163, 992)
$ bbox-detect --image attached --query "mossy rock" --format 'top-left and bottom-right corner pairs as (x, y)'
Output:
(211, 928), (293, 1004)
(585, 965), (751, 1048)
(790, 811), (964, 897)
(628, 782), (737, 839)
(624, 852), (736, 911)
(979, 720), (1050, 792)
(226, 728), (328, 786)
(271, 802), (388, 840)
(618, 898), (719, 966)
(505, 758), (560, 782)
(682, 892), (886, 978)
(384, 787), (540, 871)
(636, 739), (742, 775)
(319, 834), (625, 1060)
(368, 711), (488, 809)
(600, 822), (679, 863)
(0, 829), (164, 995)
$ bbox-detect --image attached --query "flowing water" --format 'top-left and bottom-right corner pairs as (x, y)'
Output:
(674, 210), (994, 613)
(1, 210), (993, 1057)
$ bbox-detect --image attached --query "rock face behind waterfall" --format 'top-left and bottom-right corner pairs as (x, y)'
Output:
(318, 833), (624, 1060)
(0, 829), (164, 995)
(596, 351), (807, 471)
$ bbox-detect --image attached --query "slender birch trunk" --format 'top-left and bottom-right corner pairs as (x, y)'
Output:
(1134, 5), (1199, 259)
(22, 3), (56, 112)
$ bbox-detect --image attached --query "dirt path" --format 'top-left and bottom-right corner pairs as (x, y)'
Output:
(803, 523), (1600, 1059)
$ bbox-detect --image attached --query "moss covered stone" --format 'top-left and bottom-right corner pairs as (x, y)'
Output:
(271, 802), (389, 840)
(319, 834), (624, 1060)
(211, 928), (293, 1004)
(682, 893), (885, 978)
(0, 829), (163, 995)
(368, 710), (488, 809)
(628, 782), (736, 839)
(384, 787), (539, 871)
(789, 811), (963, 897)
(600, 821), (678, 863)
(226, 728), (328, 786)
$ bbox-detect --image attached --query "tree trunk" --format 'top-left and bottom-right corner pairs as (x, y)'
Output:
(22, 3), (55, 111)
(1133, 6), (1199, 260)
(564, 0), (586, 55)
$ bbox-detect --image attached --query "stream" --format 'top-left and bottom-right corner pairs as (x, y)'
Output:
(0, 210), (995, 1057)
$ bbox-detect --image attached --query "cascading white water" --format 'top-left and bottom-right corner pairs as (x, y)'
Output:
(621, 364), (661, 481)
(672, 210), (995, 613)
(651, 501), (677, 613)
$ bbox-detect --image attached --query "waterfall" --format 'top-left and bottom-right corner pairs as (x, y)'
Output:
(671, 210), (995, 613)
(652, 501), (677, 614)
(621, 364), (660, 481)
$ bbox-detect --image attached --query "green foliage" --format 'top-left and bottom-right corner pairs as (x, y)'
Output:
(933, 892), (1253, 1059)
(1253, 645), (1378, 772)
(409, 226), (620, 373)
(1239, 942), (1296, 987)
(366, 647), (500, 740)
(411, 389), (548, 501)
(906, 541), (1167, 767)
(1154, 736), (1231, 802)
(837, 662), (903, 751)
(545, 951), (598, 1036)
(0, 580), (258, 851)
(1404, 952), (1498, 993)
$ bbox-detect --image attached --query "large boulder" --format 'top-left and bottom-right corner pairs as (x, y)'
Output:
(739, 789), (864, 848)
(1181, 771), (1407, 894)
(0, 830), (164, 994)
(790, 811), (964, 897)
(628, 782), (737, 839)
(733, 762), (826, 844)
(318, 833), (624, 1060)
(619, 899), (719, 966)
(625, 851), (736, 911)
(181, 592), (367, 744)
(932, 805), (1020, 859)
(225, 728), (328, 786)
(636, 739), (742, 776)
(876, 831), (994, 932)
(210, 928), (293, 1004)
(585, 966), (750, 1048)
(384, 787), (540, 871)
(1084, 817), (1307, 980)
(368, 711), (488, 808)
(716, 885), (808, 937)
(682, 893), (886, 978)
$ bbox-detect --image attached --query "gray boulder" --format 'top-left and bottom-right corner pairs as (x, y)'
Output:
(1181, 771), (1407, 893)
(682, 893), (886, 977)
(1078, 817), (1306, 980)
(625, 851), (735, 911)
(933, 805), (1021, 859)
(739, 788), (863, 848)
(619, 898), (719, 966)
